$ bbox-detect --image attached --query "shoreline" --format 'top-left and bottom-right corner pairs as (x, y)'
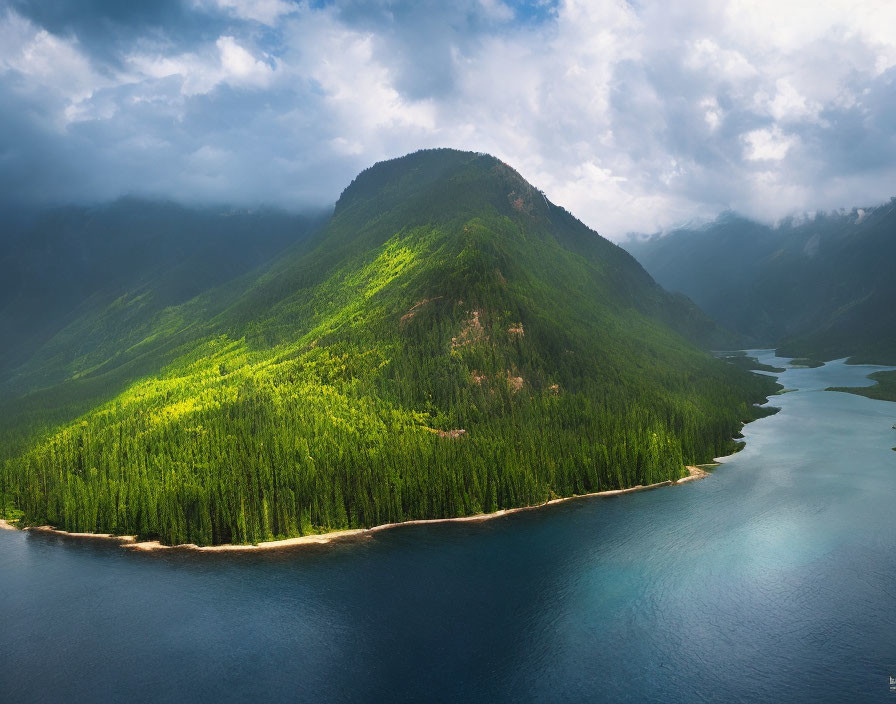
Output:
(2, 466), (710, 553)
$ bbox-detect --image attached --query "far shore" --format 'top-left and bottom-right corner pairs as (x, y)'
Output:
(1, 466), (710, 553)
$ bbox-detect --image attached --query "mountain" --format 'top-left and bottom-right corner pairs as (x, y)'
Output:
(0, 199), (323, 393)
(626, 202), (896, 363)
(0, 149), (777, 546)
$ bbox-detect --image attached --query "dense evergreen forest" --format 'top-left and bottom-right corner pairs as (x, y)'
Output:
(0, 149), (778, 546)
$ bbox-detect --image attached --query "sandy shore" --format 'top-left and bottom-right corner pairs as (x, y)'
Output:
(2, 466), (710, 552)
(26, 526), (138, 543)
(125, 528), (369, 552)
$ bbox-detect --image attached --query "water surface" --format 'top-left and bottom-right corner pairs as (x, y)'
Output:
(2, 353), (895, 702)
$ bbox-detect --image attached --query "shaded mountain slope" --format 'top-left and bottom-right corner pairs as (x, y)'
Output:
(0, 199), (323, 393)
(626, 202), (896, 363)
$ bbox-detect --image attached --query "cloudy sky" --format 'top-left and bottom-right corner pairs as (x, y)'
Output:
(2, 0), (895, 239)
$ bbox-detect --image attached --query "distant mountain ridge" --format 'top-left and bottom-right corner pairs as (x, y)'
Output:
(0, 149), (776, 546)
(625, 201), (896, 363)
(0, 198), (323, 392)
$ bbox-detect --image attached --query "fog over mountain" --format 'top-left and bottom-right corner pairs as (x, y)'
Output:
(0, 199), (323, 389)
(626, 198), (896, 363)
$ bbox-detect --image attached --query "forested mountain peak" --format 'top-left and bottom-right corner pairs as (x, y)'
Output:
(326, 148), (556, 255)
(232, 147), (735, 351)
(0, 150), (777, 546)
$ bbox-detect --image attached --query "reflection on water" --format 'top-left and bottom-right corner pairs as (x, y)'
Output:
(2, 353), (895, 702)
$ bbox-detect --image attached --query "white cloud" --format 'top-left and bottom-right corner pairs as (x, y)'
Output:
(125, 35), (274, 99)
(686, 38), (757, 82)
(217, 36), (275, 86)
(743, 127), (797, 161)
(279, 9), (438, 143)
(0, 11), (111, 124)
(700, 97), (722, 130)
(766, 78), (816, 122)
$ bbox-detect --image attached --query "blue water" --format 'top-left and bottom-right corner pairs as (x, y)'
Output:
(2, 353), (895, 702)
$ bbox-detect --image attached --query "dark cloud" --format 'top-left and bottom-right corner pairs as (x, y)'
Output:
(10, 0), (189, 29)
(810, 68), (896, 175)
(6, 0), (228, 69)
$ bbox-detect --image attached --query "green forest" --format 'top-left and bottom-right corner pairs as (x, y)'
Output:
(828, 369), (896, 403)
(0, 149), (779, 546)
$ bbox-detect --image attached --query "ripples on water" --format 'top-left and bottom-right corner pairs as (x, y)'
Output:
(1, 353), (895, 702)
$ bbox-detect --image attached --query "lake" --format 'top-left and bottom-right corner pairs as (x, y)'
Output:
(2, 352), (894, 702)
